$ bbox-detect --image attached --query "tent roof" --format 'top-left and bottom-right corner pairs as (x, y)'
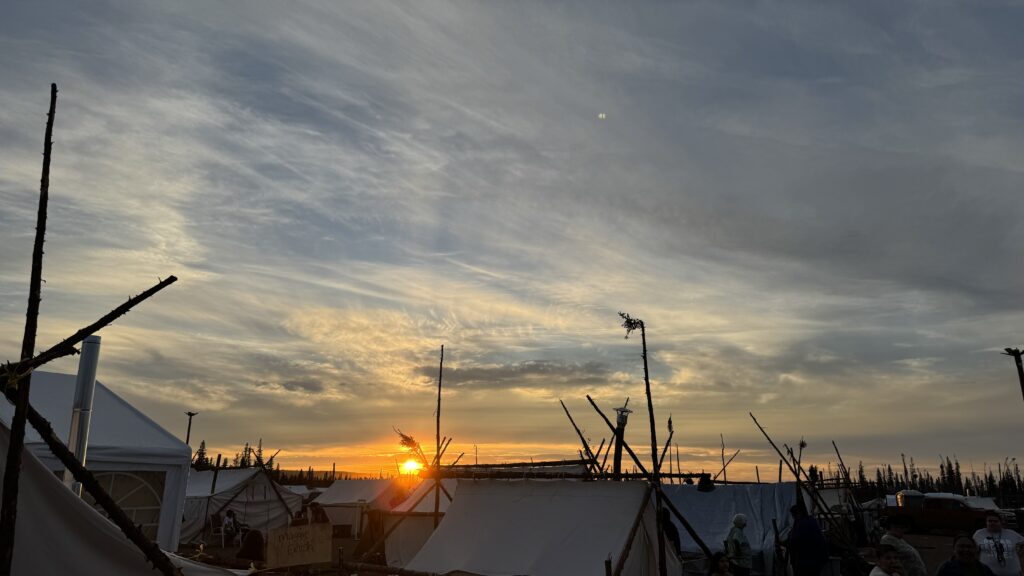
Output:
(392, 479), (458, 513)
(314, 479), (401, 507)
(406, 480), (653, 576)
(185, 468), (261, 498)
(0, 371), (189, 462)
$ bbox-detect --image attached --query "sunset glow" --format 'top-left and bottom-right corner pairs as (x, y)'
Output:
(402, 459), (424, 474)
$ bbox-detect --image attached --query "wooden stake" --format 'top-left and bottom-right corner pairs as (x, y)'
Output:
(1002, 348), (1024, 402)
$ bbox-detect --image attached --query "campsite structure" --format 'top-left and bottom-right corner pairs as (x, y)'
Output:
(181, 466), (302, 545)
(0, 370), (192, 551)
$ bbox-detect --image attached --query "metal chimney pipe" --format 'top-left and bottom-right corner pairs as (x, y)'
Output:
(612, 405), (632, 480)
(63, 335), (101, 496)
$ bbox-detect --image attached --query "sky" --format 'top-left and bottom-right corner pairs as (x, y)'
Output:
(2, 1), (1024, 479)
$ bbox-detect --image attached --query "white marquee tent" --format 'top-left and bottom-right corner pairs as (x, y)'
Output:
(404, 479), (680, 576)
(181, 468), (302, 543)
(0, 371), (190, 551)
(0, 418), (239, 575)
(661, 482), (799, 574)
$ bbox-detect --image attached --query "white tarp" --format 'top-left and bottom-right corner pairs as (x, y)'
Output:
(0, 418), (238, 575)
(181, 468), (302, 543)
(385, 479), (458, 567)
(405, 479), (680, 576)
(661, 483), (798, 575)
(0, 371), (190, 551)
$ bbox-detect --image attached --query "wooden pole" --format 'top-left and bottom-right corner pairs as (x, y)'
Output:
(0, 84), (57, 576)
(560, 399), (599, 473)
(720, 434), (727, 484)
(1002, 348), (1024, 402)
(612, 484), (653, 576)
(1, 275), (178, 384)
(658, 485), (713, 557)
(433, 345), (443, 529)
(714, 449), (741, 481)
(756, 465), (761, 484)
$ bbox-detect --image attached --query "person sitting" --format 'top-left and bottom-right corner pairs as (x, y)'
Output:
(709, 551), (733, 576)
(870, 544), (903, 576)
(222, 510), (238, 545)
(726, 513), (753, 576)
(937, 535), (997, 576)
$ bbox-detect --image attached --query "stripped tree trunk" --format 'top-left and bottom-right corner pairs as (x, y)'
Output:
(0, 84), (57, 576)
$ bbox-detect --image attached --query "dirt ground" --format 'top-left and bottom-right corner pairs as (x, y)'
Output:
(904, 533), (956, 575)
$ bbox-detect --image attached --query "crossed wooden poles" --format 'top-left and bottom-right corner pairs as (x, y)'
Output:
(0, 84), (180, 576)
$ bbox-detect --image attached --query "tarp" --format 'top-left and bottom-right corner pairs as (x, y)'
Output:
(405, 479), (680, 576)
(385, 479), (458, 567)
(661, 483), (798, 575)
(0, 418), (239, 575)
(181, 468), (302, 543)
(0, 370), (190, 551)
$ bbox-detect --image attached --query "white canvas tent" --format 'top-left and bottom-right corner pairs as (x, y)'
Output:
(384, 478), (458, 567)
(0, 370), (190, 551)
(404, 479), (680, 576)
(181, 467), (302, 543)
(0, 417), (239, 575)
(661, 483), (799, 575)
(312, 478), (407, 536)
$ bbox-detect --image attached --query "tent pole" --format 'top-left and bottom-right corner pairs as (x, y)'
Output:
(612, 484), (653, 576)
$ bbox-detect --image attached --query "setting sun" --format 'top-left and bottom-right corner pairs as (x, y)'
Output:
(402, 459), (424, 474)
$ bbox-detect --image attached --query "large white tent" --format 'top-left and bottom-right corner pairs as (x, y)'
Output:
(0, 370), (190, 551)
(661, 482), (798, 574)
(384, 478), (458, 567)
(312, 478), (407, 536)
(181, 467), (302, 544)
(0, 418), (239, 575)
(405, 479), (680, 576)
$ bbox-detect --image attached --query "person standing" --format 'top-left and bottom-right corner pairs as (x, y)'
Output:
(880, 518), (927, 576)
(727, 513), (753, 576)
(974, 513), (1024, 576)
(786, 505), (828, 576)
(937, 535), (997, 576)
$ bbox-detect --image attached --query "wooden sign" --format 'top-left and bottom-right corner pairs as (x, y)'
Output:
(267, 523), (333, 568)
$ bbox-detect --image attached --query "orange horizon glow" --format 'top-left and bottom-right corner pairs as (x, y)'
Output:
(402, 459), (424, 474)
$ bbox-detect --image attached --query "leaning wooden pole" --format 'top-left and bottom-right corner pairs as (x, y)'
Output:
(1, 276), (179, 384)
(560, 399), (599, 473)
(0, 84), (57, 576)
(1002, 348), (1024, 402)
(433, 345), (444, 529)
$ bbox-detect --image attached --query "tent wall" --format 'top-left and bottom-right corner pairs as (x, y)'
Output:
(405, 479), (680, 576)
(661, 483), (798, 575)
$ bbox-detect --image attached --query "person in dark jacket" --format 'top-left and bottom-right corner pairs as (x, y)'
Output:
(937, 535), (997, 576)
(786, 505), (828, 576)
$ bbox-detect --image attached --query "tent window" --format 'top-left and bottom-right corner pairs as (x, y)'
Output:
(333, 524), (353, 538)
(83, 471), (166, 540)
